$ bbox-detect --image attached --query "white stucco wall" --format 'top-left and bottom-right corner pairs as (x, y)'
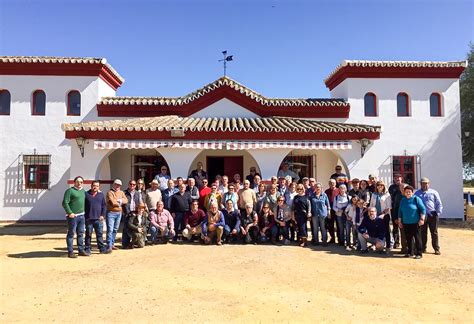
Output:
(0, 75), (116, 221)
(190, 98), (260, 118)
(331, 78), (463, 218)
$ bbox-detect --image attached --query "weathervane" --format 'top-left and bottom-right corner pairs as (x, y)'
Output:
(218, 50), (233, 76)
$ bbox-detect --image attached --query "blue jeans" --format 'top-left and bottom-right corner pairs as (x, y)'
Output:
(345, 221), (358, 247)
(66, 215), (85, 253)
(173, 212), (185, 240)
(121, 215), (131, 248)
(260, 225), (278, 241)
(224, 224), (241, 240)
(106, 211), (122, 249)
(150, 226), (174, 241)
(336, 215), (347, 245)
(312, 215), (327, 243)
(85, 219), (106, 252)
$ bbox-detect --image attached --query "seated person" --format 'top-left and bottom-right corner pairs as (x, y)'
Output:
(201, 201), (225, 246)
(127, 203), (149, 248)
(149, 201), (175, 244)
(357, 207), (385, 253)
(222, 199), (241, 243)
(182, 200), (206, 241)
(258, 203), (277, 244)
(240, 203), (259, 244)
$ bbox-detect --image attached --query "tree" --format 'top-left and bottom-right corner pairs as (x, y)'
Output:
(460, 43), (474, 182)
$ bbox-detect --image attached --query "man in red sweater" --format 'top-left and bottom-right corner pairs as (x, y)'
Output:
(182, 200), (206, 241)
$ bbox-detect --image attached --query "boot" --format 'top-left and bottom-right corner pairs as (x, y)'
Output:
(299, 237), (307, 247)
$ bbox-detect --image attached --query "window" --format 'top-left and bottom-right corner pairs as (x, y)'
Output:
(397, 92), (410, 117)
(392, 156), (416, 187)
(22, 154), (51, 190)
(0, 90), (11, 115)
(67, 90), (81, 116)
(430, 93), (442, 117)
(32, 90), (46, 116)
(364, 92), (377, 116)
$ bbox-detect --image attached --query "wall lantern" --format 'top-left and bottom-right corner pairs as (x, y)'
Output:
(75, 137), (86, 158)
(359, 138), (371, 158)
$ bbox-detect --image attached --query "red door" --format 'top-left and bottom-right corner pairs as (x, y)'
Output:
(223, 157), (243, 179)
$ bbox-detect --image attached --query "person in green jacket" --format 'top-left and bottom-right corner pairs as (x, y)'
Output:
(62, 176), (86, 258)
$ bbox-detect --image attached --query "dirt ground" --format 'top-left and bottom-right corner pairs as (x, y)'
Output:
(0, 223), (473, 323)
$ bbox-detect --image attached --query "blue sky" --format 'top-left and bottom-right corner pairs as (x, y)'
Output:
(1, 0), (473, 98)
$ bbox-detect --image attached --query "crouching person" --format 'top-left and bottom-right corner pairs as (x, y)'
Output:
(127, 203), (148, 248)
(258, 203), (278, 244)
(202, 202), (225, 246)
(358, 207), (386, 254)
(149, 201), (175, 244)
(182, 200), (206, 241)
(240, 203), (259, 244)
(222, 199), (241, 243)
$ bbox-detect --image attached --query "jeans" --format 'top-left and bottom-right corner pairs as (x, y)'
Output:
(106, 211), (122, 249)
(242, 225), (259, 243)
(261, 225), (278, 241)
(85, 219), (105, 252)
(358, 232), (386, 251)
(66, 214), (85, 253)
(276, 220), (292, 241)
(173, 212), (185, 240)
(296, 216), (308, 238)
(336, 215), (347, 245)
(311, 215), (327, 243)
(345, 220), (358, 247)
(224, 225), (241, 240)
(383, 214), (392, 248)
(326, 210), (337, 241)
(121, 215), (131, 248)
(150, 226), (174, 241)
(421, 213), (440, 252)
(403, 223), (422, 256)
(391, 212), (400, 246)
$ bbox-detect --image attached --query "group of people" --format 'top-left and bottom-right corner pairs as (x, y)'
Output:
(62, 163), (442, 260)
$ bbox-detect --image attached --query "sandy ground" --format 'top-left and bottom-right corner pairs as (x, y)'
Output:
(0, 223), (473, 323)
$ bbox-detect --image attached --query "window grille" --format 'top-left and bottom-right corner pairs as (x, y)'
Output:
(18, 153), (51, 190)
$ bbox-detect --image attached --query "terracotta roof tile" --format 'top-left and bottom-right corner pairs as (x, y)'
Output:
(63, 115), (381, 134)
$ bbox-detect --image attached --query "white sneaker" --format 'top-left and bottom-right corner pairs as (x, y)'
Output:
(345, 246), (352, 251)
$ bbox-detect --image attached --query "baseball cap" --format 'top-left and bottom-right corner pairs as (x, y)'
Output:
(113, 179), (122, 186)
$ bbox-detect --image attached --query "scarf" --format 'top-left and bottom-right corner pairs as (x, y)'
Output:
(375, 193), (382, 215)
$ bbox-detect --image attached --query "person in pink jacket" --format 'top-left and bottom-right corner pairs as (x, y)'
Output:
(149, 201), (175, 244)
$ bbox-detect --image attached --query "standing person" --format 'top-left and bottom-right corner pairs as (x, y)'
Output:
(222, 184), (238, 210)
(348, 178), (360, 198)
(396, 183), (409, 254)
(245, 167), (260, 187)
(123, 180), (143, 249)
(175, 177), (185, 190)
(397, 186), (426, 259)
(258, 203), (277, 244)
(136, 179), (146, 203)
(302, 177), (310, 191)
(277, 177), (288, 196)
(388, 175), (403, 249)
(275, 196), (292, 244)
(265, 185), (280, 215)
(284, 182), (298, 208)
(84, 180), (107, 255)
(292, 184), (311, 247)
(344, 196), (361, 251)
(330, 165), (348, 188)
(252, 174), (262, 192)
(149, 201), (175, 244)
(415, 177), (443, 255)
(358, 180), (371, 205)
(218, 175), (229, 195)
(202, 202), (225, 246)
(367, 174), (377, 193)
(145, 179), (162, 212)
(222, 199), (241, 243)
(369, 181), (392, 250)
(182, 200), (206, 241)
(325, 179), (339, 244)
(155, 165), (171, 191)
(255, 183), (268, 213)
(161, 179), (178, 210)
(169, 183), (192, 242)
(198, 179), (211, 211)
(127, 203), (148, 249)
(333, 184), (350, 247)
(240, 203), (259, 244)
(310, 182), (330, 246)
(186, 178), (200, 201)
(278, 162), (300, 183)
(358, 207), (386, 253)
(189, 161), (207, 189)
(204, 183), (222, 211)
(233, 174), (243, 190)
(238, 180), (257, 214)
(105, 179), (128, 252)
(62, 176), (87, 258)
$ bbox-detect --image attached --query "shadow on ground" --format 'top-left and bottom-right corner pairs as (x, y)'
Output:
(7, 250), (65, 258)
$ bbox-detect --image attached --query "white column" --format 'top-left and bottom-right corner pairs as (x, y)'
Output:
(158, 148), (204, 179)
(246, 148), (292, 180)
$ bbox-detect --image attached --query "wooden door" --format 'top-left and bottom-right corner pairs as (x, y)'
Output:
(224, 156), (243, 180)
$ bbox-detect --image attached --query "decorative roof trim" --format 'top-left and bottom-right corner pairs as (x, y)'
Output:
(0, 56), (124, 90)
(325, 60), (467, 90)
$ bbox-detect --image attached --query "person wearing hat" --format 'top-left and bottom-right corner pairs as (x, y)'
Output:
(369, 180), (392, 251)
(127, 203), (149, 248)
(348, 178), (360, 198)
(145, 179), (162, 212)
(415, 177), (443, 255)
(105, 179), (128, 252)
(277, 176), (288, 197)
(277, 162), (300, 183)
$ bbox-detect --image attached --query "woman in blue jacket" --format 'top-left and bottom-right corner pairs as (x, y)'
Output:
(309, 182), (330, 246)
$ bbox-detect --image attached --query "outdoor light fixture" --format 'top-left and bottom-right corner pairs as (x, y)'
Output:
(465, 131), (470, 138)
(75, 137), (86, 158)
(359, 138), (371, 157)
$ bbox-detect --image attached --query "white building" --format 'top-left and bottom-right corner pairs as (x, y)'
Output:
(0, 56), (466, 220)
